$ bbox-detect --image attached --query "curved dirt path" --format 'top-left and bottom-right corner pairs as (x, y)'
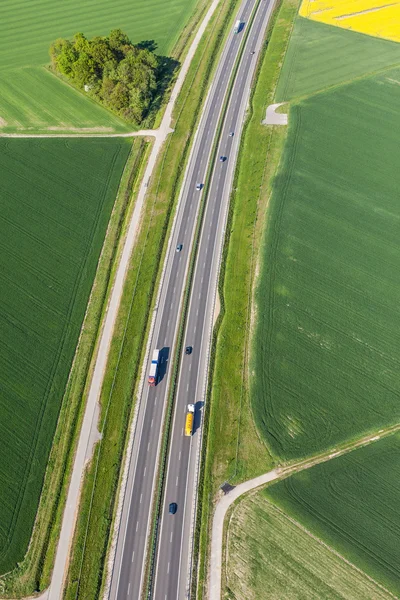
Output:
(208, 423), (400, 600)
(262, 102), (288, 125)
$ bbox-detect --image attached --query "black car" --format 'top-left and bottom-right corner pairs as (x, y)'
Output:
(219, 156), (226, 162)
(185, 346), (192, 355)
(169, 502), (178, 515)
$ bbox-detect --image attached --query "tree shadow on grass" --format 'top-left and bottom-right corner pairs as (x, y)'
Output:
(141, 40), (180, 126)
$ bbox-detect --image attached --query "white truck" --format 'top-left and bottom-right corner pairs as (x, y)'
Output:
(234, 19), (242, 33)
(148, 349), (160, 386)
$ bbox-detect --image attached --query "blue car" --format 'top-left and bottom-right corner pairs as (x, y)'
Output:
(169, 502), (178, 515)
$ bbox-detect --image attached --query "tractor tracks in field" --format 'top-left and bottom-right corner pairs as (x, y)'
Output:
(209, 420), (400, 600)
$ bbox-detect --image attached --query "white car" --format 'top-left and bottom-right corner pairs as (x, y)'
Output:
(196, 183), (202, 191)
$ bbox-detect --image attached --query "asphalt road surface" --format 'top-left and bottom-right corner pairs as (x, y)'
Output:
(109, 0), (275, 597)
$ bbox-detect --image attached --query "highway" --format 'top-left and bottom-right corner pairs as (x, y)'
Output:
(109, 0), (275, 597)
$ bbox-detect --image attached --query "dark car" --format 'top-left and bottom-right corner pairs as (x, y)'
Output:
(176, 244), (183, 252)
(169, 502), (178, 515)
(185, 346), (192, 355)
(229, 131), (234, 137)
(196, 183), (202, 191)
(219, 156), (226, 162)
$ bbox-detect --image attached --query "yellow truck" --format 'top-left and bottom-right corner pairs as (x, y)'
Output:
(184, 404), (195, 436)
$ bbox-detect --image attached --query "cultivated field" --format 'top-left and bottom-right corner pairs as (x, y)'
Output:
(275, 17), (400, 102)
(262, 434), (400, 596)
(253, 31), (400, 461)
(0, 138), (131, 574)
(226, 487), (393, 599)
(224, 8), (400, 600)
(300, 0), (400, 43)
(0, 0), (199, 132)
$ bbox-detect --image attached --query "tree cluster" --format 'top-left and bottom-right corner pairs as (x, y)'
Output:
(50, 29), (159, 124)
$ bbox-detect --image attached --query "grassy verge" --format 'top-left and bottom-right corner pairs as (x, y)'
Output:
(63, 0), (246, 598)
(0, 139), (147, 598)
(194, 0), (299, 596)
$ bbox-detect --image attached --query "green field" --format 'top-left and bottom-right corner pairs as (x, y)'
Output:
(0, 137), (131, 573)
(226, 487), (393, 599)
(275, 17), (400, 102)
(0, 0), (199, 132)
(253, 43), (400, 461)
(260, 434), (400, 596)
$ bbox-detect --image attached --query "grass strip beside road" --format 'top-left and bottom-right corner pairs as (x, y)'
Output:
(63, 1), (247, 598)
(0, 140), (146, 598)
(194, 0), (299, 596)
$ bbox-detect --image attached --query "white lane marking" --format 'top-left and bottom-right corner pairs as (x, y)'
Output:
(187, 383), (189, 391)
(167, 562), (170, 574)
(173, 286), (176, 294)
(198, 293), (201, 299)
(170, 532), (173, 543)
(189, 363), (192, 371)
(179, 451), (181, 461)
(151, 419), (154, 428)
(155, 397), (157, 406)
(194, 326), (197, 334)
(128, 582), (131, 595)
(170, 302), (173, 310)
(176, 476), (179, 487)
(140, 493), (143, 504)
(168, 319), (170, 327)
(136, 521), (139, 532)
(144, 467), (146, 477)
(131, 551), (135, 563)
(147, 442), (150, 452)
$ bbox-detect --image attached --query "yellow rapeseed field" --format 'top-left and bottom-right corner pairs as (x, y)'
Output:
(299, 0), (400, 42)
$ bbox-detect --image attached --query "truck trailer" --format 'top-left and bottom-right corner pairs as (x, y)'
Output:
(148, 349), (160, 386)
(234, 19), (242, 33)
(184, 404), (195, 436)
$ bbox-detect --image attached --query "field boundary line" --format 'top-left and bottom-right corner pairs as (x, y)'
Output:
(209, 422), (400, 600)
(282, 56), (400, 104)
(260, 500), (398, 598)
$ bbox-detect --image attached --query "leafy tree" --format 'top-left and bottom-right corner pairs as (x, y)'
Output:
(49, 28), (166, 125)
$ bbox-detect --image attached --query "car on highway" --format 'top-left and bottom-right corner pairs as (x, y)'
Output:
(250, 50), (255, 55)
(176, 244), (183, 252)
(196, 183), (202, 190)
(169, 502), (178, 515)
(219, 156), (226, 162)
(229, 131), (234, 137)
(185, 346), (192, 355)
